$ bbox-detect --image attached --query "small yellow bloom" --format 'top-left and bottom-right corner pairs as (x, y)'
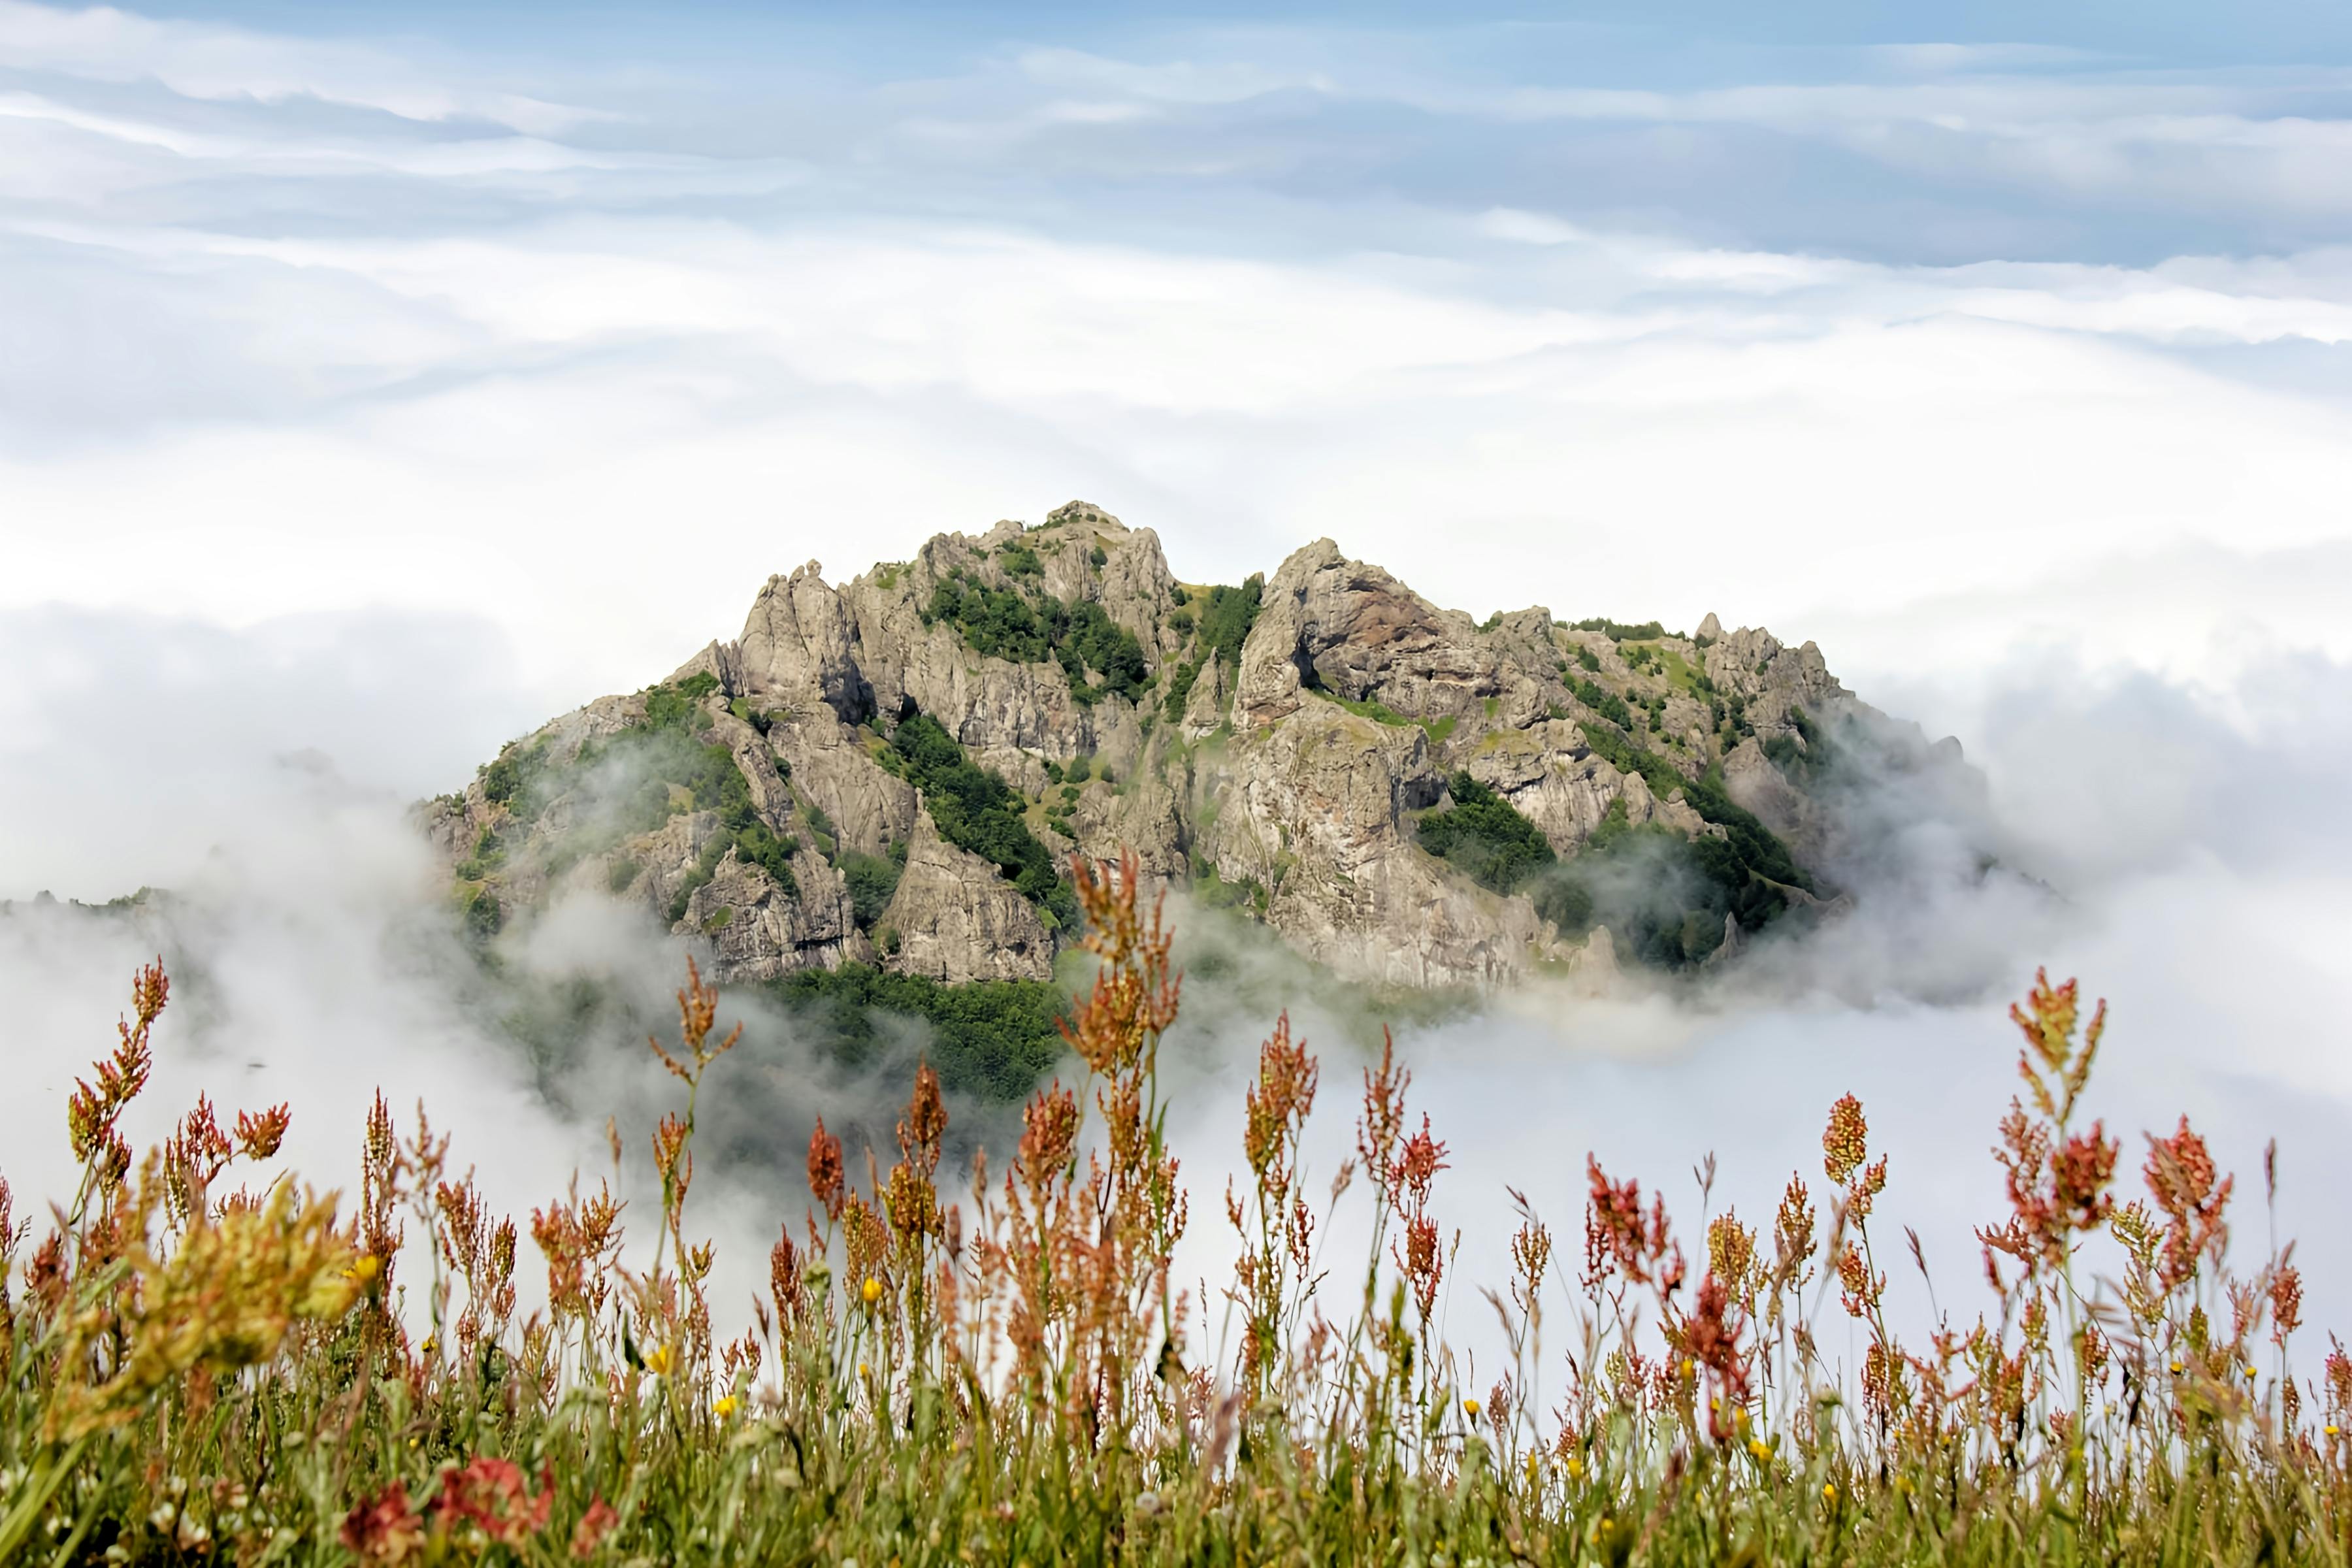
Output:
(1564, 1456), (1584, 1480)
(2244, 1365), (2258, 1380)
(862, 1276), (883, 1305)
(713, 1394), (740, 1419)
(1748, 1439), (1771, 1463)
(2169, 1361), (2184, 1374)
(2328, 1424), (2342, 1437)
(858, 1362), (870, 1379)
(344, 1254), (382, 1282)
(1463, 1397), (1481, 1420)
(644, 1344), (674, 1376)
(1822, 1481), (1838, 1503)
(420, 1335), (436, 1356)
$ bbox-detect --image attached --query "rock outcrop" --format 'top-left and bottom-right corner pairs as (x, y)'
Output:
(424, 502), (1984, 992)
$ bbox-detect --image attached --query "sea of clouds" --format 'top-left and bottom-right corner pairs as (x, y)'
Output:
(3, 592), (2348, 1386)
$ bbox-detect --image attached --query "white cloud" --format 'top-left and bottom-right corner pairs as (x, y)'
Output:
(1014, 45), (1334, 106)
(10, 208), (2352, 691)
(0, 1), (601, 133)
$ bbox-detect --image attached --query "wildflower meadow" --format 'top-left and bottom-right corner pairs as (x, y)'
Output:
(1, 851), (2343, 1565)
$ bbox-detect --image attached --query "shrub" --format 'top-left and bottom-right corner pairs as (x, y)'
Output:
(1416, 771), (1556, 896)
(1569, 615), (1668, 641)
(1196, 574), (1264, 667)
(924, 572), (1149, 704)
(768, 962), (1067, 1101)
(836, 849), (904, 930)
(1162, 574), (1264, 719)
(889, 713), (1077, 928)
(1569, 676), (1634, 730)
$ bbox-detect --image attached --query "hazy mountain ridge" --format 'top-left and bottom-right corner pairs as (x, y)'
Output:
(423, 500), (1993, 990)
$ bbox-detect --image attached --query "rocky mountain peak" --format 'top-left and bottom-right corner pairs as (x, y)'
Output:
(425, 504), (1985, 994)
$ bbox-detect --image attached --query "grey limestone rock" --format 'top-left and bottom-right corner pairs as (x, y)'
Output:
(431, 503), (1988, 994)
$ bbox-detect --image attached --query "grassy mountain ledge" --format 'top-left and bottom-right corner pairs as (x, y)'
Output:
(421, 500), (1986, 991)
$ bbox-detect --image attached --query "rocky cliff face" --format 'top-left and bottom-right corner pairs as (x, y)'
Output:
(424, 500), (1983, 990)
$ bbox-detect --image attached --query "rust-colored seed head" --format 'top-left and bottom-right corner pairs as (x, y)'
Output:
(235, 1104), (292, 1162)
(807, 1118), (846, 1221)
(900, 1064), (949, 1173)
(2273, 1264), (2305, 1346)
(1823, 1094), (1867, 1188)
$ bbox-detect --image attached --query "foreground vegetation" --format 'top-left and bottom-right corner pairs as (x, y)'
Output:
(4, 855), (2345, 1565)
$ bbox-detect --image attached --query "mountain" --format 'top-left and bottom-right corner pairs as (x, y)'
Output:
(421, 500), (1986, 991)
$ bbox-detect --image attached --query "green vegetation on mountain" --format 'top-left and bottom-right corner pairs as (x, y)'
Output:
(836, 845), (906, 930)
(1162, 574), (1264, 719)
(1569, 615), (1671, 641)
(1416, 772), (1556, 891)
(1763, 702), (1841, 783)
(884, 713), (1078, 929)
(1567, 674), (1635, 730)
(922, 570), (1149, 706)
(767, 962), (1067, 1102)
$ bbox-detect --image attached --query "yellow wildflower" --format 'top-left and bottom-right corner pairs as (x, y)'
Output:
(862, 1277), (883, 1305)
(713, 1394), (740, 1419)
(1463, 1398), (1481, 1420)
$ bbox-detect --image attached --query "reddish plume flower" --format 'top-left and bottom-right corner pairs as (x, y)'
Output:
(1837, 1243), (1879, 1319)
(2053, 1125), (2119, 1230)
(2273, 1264), (2305, 1347)
(341, 1482), (426, 1563)
(898, 1064), (949, 1175)
(1017, 1083), (1081, 1192)
(1390, 1115), (1448, 1209)
(2144, 1116), (2232, 1291)
(434, 1456), (553, 1546)
(233, 1103), (292, 1160)
(1584, 1157), (1671, 1290)
(1774, 1174), (1817, 1279)
(1357, 1028), (1410, 1206)
(1400, 1214), (1443, 1318)
(770, 1224), (804, 1321)
(806, 1117), (846, 1222)
(1822, 1094), (1867, 1188)
(1680, 1272), (1752, 1442)
(1244, 1014), (1318, 1189)
(570, 1497), (619, 1560)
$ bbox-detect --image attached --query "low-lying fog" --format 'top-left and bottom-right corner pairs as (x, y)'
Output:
(5, 596), (2347, 1390)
